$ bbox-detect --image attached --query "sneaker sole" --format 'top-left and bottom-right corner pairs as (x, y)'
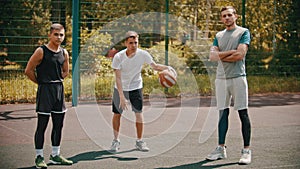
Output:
(239, 163), (249, 165)
(109, 149), (119, 153)
(206, 156), (227, 161)
(206, 157), (224, 161)
(49, 160), (72, 165)
(239, 161), (251, 165)
(49, 160), (61, 164)
(136, 149), (149, 152)
(109, 147), (120, 152)
(35, 165), (47, 169)
(135, 146), (149, 152)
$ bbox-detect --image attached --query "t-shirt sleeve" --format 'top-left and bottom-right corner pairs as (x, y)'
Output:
(212, 37), (218, 47)
(111, 53), (121, 69)
(144, 51), (154, 65)
(239, 29), (251, 46)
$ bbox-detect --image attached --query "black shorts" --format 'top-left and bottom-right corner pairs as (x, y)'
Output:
(112, 88), (143, 114)
(36, 83), (66, 115)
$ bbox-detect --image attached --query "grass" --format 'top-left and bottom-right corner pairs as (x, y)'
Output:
(247, 75), (300, 94)
(0, 72), (299, 104)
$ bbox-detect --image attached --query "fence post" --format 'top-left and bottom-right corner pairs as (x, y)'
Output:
(72, 0), (79, 106)
(165, 0), (169, 66)
(165, 0), (169, 93)
(242, 0), (246, 27)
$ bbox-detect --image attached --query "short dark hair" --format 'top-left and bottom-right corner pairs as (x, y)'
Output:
(125, 31), (139, 41)
(221, 6), (237, 14)
(50, 23), (65, 33)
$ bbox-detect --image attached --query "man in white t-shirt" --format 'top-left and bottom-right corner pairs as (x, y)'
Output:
(110, 31), (171, 152)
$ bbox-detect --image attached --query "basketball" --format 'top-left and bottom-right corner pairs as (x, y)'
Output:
(158, 67), (177, 88)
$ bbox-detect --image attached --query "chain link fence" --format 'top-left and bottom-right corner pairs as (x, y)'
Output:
(1, 0), (299, 103)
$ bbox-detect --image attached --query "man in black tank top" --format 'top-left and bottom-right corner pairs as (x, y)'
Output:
(25, 23), (73, 168)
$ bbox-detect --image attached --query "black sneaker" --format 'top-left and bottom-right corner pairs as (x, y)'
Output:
(49, 155), (73, 165)
(35, 155), (47, 168)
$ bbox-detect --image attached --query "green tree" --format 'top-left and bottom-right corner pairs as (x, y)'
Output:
(0, 0), (51, 68)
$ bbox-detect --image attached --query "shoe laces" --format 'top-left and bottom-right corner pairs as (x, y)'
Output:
(211, 146), (224, 154)
(137, 140), (146, 147)
(111, 140), (120, 147)
(242, 149), (250, 154)
(241, 149), (251, 159)
(216, 146), (225, 151)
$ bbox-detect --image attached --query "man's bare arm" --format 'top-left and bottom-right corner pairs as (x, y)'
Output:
(62, 49), (69, 79)
(221, 44), (248, 62)
(114, 69), (127, 110)
(150, 62), (169, 71)
(209, 46), (236, 61)
(24, 47), (43, 84)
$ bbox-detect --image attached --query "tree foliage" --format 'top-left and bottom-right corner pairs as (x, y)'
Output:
(0, 0), (51, 67)
(0, 0), (299, 76)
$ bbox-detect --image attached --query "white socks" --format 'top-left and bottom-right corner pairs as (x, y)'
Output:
(52, 146), (60, 156)
(36, 146), (60, 157)
(35, 149), (43, 157)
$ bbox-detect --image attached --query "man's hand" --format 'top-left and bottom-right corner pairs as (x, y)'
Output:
(119, 95), (128, 111)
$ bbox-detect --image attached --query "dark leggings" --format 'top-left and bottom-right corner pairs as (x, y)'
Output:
(35, 113), (65, 149)
(218, 108), (251, 147)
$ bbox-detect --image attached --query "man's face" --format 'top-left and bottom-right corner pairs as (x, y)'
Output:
(221, 9), (237, 27)
(49, 29), (65, 45)
(125, 37), (138, 52)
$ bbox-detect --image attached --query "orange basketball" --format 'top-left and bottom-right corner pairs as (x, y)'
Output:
(158, 67), (177, 88)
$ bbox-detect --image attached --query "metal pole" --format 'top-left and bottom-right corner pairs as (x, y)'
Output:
(165, 0), (169, 66)
(165, 0), (169, 93)
(72, 0), (79, 106)
(272, 0), (277, 55)
(242, 0), (246, 27)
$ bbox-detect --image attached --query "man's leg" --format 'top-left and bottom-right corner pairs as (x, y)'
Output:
(206, 108), (229, 161)
(238, 109), (251, 148)
(238, 108), (252, 164)
(34, 114), (50, 168)
(233, 76), (250, 148)
(232, 77), (252, 164)
(110, 88), (123, 152)
(35, 114), (50, 154)
(135, 112), (149, 151)
(112, 113), (122, 140)
(206, 79), (230, 160)
(51, 113), (65, 147)
(109, 113), (122, 152)
(49, 112), (73, 165)
(218, 108), (230, 146)
(135, 113), (144, 140)
(51, 113), (65, 156)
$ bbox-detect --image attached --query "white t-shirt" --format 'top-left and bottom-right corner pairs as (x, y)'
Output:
(112, 48), (154, 91)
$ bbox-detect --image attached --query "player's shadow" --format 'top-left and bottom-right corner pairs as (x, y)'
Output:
(0, 111), (36, 121)
(17, 149), (138, 169)
(68, 149), (138, 164)
(157, 159), (238, 169)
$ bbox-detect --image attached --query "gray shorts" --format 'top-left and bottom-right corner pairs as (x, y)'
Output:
(215, 76), (248, 110)
(112, 88), (143, 114)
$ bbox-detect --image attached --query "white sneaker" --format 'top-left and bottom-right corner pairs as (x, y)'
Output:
(206, 146), (227, 160)
(135, 140), (149, 152)
(239, 149), (251, 164)
(110, 139), (120, 152)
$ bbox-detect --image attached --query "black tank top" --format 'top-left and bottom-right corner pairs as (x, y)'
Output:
(36, 45), (65, 84)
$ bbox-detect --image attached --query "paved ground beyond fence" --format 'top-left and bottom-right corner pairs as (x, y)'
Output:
(1, 93), (300, 169)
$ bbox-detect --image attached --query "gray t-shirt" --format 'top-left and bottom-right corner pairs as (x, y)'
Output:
(213, 26), (251, 79)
